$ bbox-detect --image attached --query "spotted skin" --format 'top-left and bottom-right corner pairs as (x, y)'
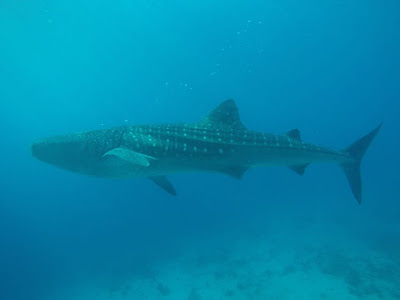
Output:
(31, 99), (381, 203)
(31, 121), (349, 178)
(120, 124), (342, 163)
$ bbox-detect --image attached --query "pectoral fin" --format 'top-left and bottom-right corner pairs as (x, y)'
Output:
(103, 147), (156, 167)
(149, 176), (177, 196)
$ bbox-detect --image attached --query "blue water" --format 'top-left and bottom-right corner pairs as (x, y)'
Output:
(1, 1), (400, 299)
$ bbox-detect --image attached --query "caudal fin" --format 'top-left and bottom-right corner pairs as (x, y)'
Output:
(340, 123), (382, 204)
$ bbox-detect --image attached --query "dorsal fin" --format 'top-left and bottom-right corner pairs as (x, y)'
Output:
(200, 99), (247, 130)
(286, 129), (301, 141)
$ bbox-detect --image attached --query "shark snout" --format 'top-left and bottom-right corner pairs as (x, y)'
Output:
(31, 139), (48, 162)
(31, 138), (63, 164)
(31, 134), (86, 168)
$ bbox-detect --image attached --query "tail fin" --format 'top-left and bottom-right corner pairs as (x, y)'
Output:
(340, 123), (382, 204)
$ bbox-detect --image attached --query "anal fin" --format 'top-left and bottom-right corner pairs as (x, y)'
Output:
(289, 163), (309, 175)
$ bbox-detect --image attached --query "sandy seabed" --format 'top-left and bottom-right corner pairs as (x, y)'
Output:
(57, 218), (400, 300)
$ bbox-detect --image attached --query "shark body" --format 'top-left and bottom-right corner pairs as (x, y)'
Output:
(31, 99), (381, 203)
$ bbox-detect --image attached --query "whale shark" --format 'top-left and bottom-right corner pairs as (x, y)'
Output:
(31, 99), (381, 203)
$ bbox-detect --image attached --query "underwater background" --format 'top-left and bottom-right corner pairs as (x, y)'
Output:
(1, 0), (399, 299)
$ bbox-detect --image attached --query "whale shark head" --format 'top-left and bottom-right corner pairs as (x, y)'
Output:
(31, 133), (89, 172)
